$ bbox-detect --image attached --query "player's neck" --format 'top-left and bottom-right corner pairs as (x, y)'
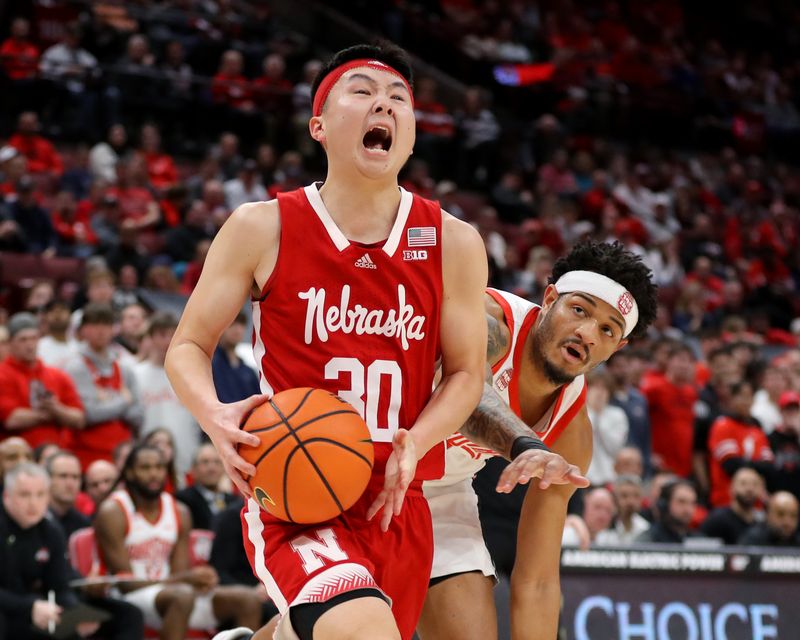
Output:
(130, 489), (161, 515)
(318, 170), (401, 242)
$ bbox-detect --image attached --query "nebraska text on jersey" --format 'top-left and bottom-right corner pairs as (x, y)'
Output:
(298, 284), (426, 350)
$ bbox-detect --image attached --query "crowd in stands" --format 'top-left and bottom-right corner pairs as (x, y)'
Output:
(1, 0), (800, 636)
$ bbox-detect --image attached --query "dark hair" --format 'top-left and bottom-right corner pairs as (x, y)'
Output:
(549, 241), (657, 339)
(708, 344), (734, 362)
(311, 41), (414, 111)
(728, 379), (753, 397)
(143, 428), (178, 489)
(116, 442), (163, 490)
(44, 450), (79, 475)
(81, 302), (115, 326)
(667, 343), (695, 360)
(147, 311), (178, 336)
(657, 479), (695, 515)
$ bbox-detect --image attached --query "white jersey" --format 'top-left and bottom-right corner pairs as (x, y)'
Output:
(427, 288), (587, 487)
(110, 489), (179, 581)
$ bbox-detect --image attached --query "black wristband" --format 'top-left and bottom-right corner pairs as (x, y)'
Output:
(510, 435), (550, 460)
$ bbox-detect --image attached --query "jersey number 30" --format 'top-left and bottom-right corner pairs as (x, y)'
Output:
(324, 357), (401, 443)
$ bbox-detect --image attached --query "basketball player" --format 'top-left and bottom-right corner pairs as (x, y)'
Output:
(164, 42), (493, 640)
(418, 241), (658, 640)
(94, 444), (263, 640)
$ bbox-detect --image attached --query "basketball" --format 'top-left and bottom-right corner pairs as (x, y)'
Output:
(239, 387), (375, 523)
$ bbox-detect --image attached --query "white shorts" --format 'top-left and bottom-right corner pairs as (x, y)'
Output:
(120, 584), (218, 631)
(423, 477), (496, 580)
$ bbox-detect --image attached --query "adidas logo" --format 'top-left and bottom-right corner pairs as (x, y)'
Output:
(354, 254), (377, 269)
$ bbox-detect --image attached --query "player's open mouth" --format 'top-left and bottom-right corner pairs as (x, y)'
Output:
(362, 126), (392, 154)
(561, 344), (586, 364)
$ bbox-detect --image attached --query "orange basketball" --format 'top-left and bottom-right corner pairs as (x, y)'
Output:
(239, 387), (374, 523)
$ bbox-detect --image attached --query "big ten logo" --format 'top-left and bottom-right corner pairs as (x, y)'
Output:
(574, 596), (779, 640)
(403, 249), (428, 261)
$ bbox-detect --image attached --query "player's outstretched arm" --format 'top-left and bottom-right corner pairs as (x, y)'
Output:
(367, 212), (487, 531)
(165, 202), (279, 496)
(510, 408), (592, 640)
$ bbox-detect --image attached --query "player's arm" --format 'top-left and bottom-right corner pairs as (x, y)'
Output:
(460, 296), (588, 490)
(509, 407), (592, 640)
(368, 213), (487, 531)
(93, 500), (139, 594)
(169, 503), (219, 591)
(165, 202), (277, 496)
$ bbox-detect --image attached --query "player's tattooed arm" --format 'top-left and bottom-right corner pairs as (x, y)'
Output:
(459, 311), (541, 459)
(460, 385), (534, 459)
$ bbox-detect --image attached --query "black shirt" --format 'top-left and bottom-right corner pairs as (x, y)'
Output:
(209, 499), (254, 585)
(0, 503), (78, 619)
(49, 507), (91, 542)
(739, 522), (800, 547)
(700, 506), (755, 545)
(636, 521), (697, 544)
(768, 428), (800, 500)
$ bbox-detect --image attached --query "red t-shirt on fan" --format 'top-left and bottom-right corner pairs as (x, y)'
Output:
(252, 183), (444, 480)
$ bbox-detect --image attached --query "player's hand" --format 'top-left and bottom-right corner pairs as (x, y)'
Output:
(367, 428), (417, 532)
(31, 599), (62, 630)
(186, 566), (219, 593)
(496, 450), (589, 493)
(77, 621), (102, 637)
(204, 394), (267, 498)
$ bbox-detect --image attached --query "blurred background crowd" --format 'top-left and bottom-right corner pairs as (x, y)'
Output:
(1, 0), (800, 636)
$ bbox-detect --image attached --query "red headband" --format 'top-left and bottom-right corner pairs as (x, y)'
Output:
(312, 58), (413, 117)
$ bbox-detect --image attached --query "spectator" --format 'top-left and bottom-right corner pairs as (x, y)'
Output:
(213, 132), (243, 182)
(585, 371), (629, 486)
(64, 303), (143, 469)
(751, 364), (790, 435)
(211, 50), (254, 112)
(224, 159), (267, 210)
(596, 475), (650, 545)
(212, 313), (260, 404)
(32, 443), (59, 467)
(8, 111), (63, 177)
(93, 445), (263, 638)
(115, 303), (148, 357)
(613, 447), (645, 479)
(739, 491), (800, 547)
(291, 59), (322, 157)
(0, 312), (84, 449)
(768, 390), (800, 500)
(107, 158), (161, 231)
(51, 190), (97, 258)
(707, 380), (774, 508)
(636, 480), (699, 544)
(0, 17), (39, 82)
(37, 300), (79, 369)
(701, 467), (764, 545)
(0, 437), (33, 477)
(142, 429), (180, 494)
(83, 459), (118, 513)
(413, 77), (455, 173)
(176, 444), (237, 531)
(89, 124), (128, 183)
(581, 486), (617, 544)
(693, 345), (742, 497)
(114, 34), (157, 108)
(137, 123), (177, 191)
(45, 450), (90, 540)
(642, 343), (698, 478)
(252, 53), (293, 144)
(0, 463), (102, 639)
(607, 351), (652, 475)
(455, 86), (501, 188)
(133, 312), (199, 479)
(9, 176), (56, 254)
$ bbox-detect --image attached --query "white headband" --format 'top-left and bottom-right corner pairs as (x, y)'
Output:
(554, 270), (638, 338)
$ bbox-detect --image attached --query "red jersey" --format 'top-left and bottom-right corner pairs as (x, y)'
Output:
(0, 356), (81, 449)
(252, 184), (444, 480)
(708, 415), (773, 508)
(642, 376), (697, 477)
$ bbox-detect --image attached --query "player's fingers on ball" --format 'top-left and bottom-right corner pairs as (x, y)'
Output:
(235, 428), (261, 448)
(230, 454), (256, 478)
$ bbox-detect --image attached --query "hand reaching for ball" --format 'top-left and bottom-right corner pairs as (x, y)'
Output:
(367, 428), (418, 532)
(203, 394), (268, 498)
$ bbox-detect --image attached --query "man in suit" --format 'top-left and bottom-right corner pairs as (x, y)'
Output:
(176, 444), (237, 530)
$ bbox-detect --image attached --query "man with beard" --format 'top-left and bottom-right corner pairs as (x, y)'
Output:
(636, 479), (699, 544)
(93, 444), (263, 640)
(739, 491), (800, 547)
(418, 241), (658, 640)
(701, 467), (764, 544)
(37, 300), (79, 370)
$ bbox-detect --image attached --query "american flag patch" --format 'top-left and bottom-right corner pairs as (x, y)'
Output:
(407, 226), (436, 247)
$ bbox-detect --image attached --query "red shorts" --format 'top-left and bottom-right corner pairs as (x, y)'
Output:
(242, 478), (433, 640)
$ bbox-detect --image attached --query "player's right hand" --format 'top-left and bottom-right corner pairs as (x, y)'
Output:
(31, 600), (62, 630)
(203, 394), (267, 498)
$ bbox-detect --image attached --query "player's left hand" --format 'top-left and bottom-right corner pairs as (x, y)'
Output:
(496, 450), (589, 493)
(366, 428), (417, 532)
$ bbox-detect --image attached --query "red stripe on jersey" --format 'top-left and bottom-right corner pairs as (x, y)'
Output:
(507, 306), (541, 418)
(253, 185), (444, 480)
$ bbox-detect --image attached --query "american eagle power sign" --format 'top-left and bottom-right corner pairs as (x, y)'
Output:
(559, 547), (800, 639)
